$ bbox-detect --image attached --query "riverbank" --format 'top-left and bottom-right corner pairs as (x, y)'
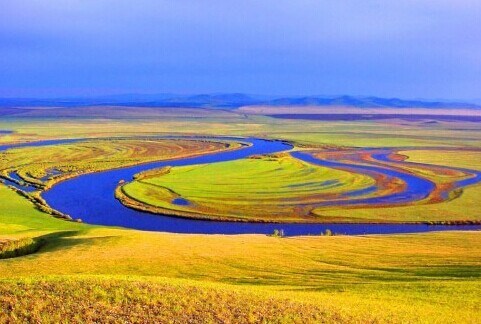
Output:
(1, 113), (481, 322)
(1, 137), (468, 234)
(1, 180), (480, 322)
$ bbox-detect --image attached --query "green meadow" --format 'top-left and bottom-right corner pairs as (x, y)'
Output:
(120, 154), (375, 222)
(1, 109), (481, 322)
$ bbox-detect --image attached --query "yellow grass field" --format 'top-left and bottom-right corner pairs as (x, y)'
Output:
(1, 179), (481, 322)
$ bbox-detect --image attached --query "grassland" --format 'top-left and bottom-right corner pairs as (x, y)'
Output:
(1, 108), (481, 322)
(118, 147), (481, 223)
(0, 277), (334, 323)
(318, 149), (481, 223)
(0, 138), (239, 190)
(1, 184), (481, 322)
(119, 154), (375, 222)
(2, 106), (481, 149)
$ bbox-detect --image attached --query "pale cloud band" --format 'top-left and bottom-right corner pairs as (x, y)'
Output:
(1, 0), (480, 99)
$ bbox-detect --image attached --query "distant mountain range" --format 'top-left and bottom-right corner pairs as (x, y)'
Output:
(0, 94), (479, 109)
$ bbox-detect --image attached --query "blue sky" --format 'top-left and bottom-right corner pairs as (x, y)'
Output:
(1, 1), (480, 99)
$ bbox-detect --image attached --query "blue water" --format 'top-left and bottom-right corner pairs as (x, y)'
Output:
(40, 169), (62, 182)
(2, 178), (38, 193)
(372, 151), (481, 199)
(292, 151), (436, 207)
(2, 172), (39, 193)
(1, 136), (480, 235)
(8, 172), (24, 182)
(172, 198), (190, 206)
(0, 138), (82, 151)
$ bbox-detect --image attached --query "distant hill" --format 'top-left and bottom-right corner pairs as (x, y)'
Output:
(0, 94), (479, 109)
(0, 93), (260, 108)
(265, 95), (480, 109)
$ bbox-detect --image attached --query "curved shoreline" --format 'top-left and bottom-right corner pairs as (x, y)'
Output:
(2, 136), (481, 235)
(114, 145), (481, 225)
(1, 136), (247, 191)
(114, 183), (481, 225)
(1, 136), (249, 222)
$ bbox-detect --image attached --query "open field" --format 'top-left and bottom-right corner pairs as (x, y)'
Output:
(119, 154), (376, 222)
(238, 105), (481, 116)
(0, 137), (239, 190)
(119, 146), (481, 223)
(1, 109), (481, 322)
(0, 277), (332, 323)
(1, 184), (481, 322)
(2, 107), (481, 149)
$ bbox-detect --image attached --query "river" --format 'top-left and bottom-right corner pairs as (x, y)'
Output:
(1, 136), (480, 235)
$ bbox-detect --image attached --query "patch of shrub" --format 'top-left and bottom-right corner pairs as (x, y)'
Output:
(271, 229), (285, 237)
(320, 229), (333, 236)
(0, 237), (44, 260)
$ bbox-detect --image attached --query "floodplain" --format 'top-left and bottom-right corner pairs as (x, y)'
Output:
(1, 106), (480, 322)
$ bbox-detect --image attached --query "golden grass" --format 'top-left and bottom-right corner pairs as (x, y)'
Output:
(1, 225), (480, 322)
(0, 237), (43, 259)
(402, 149), (481, 171)
(0, 276), (339, 323)
(1, 138), (239, 188)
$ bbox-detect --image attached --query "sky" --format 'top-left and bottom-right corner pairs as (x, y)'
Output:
(1, 0), (481, 100)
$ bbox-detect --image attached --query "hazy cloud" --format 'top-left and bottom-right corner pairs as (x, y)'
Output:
(1, 0), (480, 98)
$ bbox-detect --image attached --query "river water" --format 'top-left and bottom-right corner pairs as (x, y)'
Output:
(1, 136), (480, 235)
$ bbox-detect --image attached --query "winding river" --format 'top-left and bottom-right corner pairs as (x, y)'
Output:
(2, 136), (481, 236)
